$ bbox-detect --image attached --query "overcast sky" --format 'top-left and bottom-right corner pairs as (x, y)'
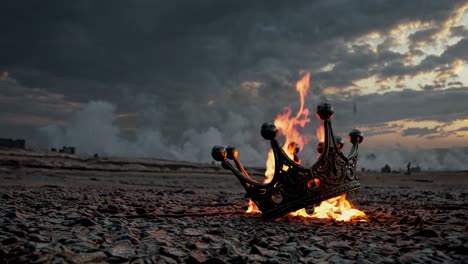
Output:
(1, 1), (467, 169)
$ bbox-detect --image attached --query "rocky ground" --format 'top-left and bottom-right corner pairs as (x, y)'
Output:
(0, 149), (467, 263)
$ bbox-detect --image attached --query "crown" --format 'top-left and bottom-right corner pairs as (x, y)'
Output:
(211, 102), (364, 219)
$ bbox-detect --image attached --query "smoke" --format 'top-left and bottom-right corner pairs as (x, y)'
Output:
(39, 100), (270, 164)
(40, 101), (129, 155)
(38, 100), (468, 171)
(359, 148), (468, 171)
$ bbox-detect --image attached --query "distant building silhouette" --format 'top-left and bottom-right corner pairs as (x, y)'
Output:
(59, 146), (76, 154)
(0, 138), (25, 149)
(381, 164), (391, 173)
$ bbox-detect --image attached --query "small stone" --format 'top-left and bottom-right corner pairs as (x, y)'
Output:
(185, 241), (197, 250)
(117, 234), (140, 245)
(194, 242), (209, 250)
(60, 245), (74, 258)
(202, 234), (221, 243)
(328, 254), (353, 264)
(107, 204), (119, 211)
(160, 246), (187, 258)
(186, 250), (207, 264)
(280, 243), (298, 253)
(398, 216), (410, 224)
(328, 241), (351, 250)
(222, 243), (241, 256)
(411, 229), (438, 238)
(2, 236), (18, 245)
(5, 211), (28, 219)
(105, 240), (136, 259)
(434, 250), (451, 260)
(248, 237), (260, 246)
(1, 193), (13, 199)
(69, 251), (107, 263)
(250, 245), (268, 255)
(135, 207), (148, 215)
(67, 242), (100, 253)
(300, 245), (327, 259)
(140, 238), (159, 255)
(159, 255), (178, 264)
(57, 238), (79, 244)
(266, 258), (280, 264)
(399, 252), (424, 264)
(356, 254), (373, 264)
(205, 257), (228, 264)
(130, 257), (146, 264)
(75, 218), (97, 227)
(9, 228), (26, 238)
(28, 234), (49, 243)
(183, 228), (201, 237)
(26, 228), (40, 234)
(257, 238), (269, 248)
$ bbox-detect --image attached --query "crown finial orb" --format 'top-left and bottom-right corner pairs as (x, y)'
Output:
(316, 102), (334, 120)
(335, 136), (344, 149)
(226, 146), (239, 159)
(261, 123), (278, 140)
(211, 146), (227, 161)
(349, 129), (364, 144)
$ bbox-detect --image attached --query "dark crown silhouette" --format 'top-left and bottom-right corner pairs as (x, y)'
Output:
(211, 102), (364, 219)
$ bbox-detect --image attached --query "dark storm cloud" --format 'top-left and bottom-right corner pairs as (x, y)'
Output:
(0, 78), (79, 120)
(0, 1), (463, 98)
(0, 0), (467, 166)
(402, 127), (439, 137)
(408, 28), (439, 43)
(448, 81), (464, 86)
(363, 130), (396, 137)
(329, 87), (468, 129)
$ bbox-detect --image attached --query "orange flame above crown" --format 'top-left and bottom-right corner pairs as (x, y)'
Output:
(264, 73), (311, 180)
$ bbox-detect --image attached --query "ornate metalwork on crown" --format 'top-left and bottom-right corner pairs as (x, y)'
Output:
(211, 102), (364, 219)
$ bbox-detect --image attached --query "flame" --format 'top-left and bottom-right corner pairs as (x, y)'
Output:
(289, 194), (366, 222)
(246, 199), (260, 214)
(316, 123), (325, 143)
(247, 73), (311, 214)
(264, 73), (311, 180)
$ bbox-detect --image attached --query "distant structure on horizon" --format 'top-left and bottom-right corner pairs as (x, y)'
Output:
(0, 138), (26, 149)
(51, 146), (76, 154)
(381, 164), (391, 173)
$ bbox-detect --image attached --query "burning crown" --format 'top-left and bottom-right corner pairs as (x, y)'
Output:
(211, 102), (364, 219)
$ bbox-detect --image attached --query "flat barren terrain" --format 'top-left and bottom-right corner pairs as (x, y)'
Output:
(0, 149), (467, 263)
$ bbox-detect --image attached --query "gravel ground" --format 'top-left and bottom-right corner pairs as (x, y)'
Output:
(0, 152), (467, 263)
